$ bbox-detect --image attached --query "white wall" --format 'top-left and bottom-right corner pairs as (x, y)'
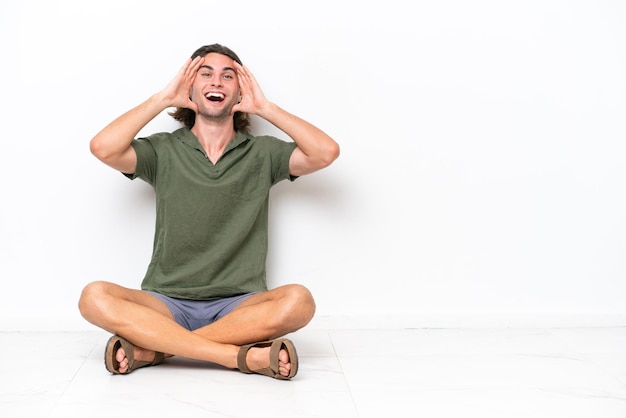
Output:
(1, 0), (625, 331)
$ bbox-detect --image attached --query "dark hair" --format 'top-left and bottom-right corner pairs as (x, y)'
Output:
(168, 44), (251, 133)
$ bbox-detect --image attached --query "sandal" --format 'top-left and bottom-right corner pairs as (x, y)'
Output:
(237, 339), (299, 380)
(104, 334), (165, 374)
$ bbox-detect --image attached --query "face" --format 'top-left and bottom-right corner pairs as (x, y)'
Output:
(190, 52), (240, 118)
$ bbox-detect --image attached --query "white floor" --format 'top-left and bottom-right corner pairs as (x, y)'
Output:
(2, 327), (626, 418)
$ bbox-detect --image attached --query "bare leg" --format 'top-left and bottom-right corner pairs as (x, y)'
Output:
(78, 281), (315, 376)
(192, 284), (315, 376)
(192, 284), (316, 344)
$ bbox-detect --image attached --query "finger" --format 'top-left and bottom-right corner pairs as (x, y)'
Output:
(237, 63), (258, 86)
(186, 56), (204, 80)
(235, 62), (251, 89)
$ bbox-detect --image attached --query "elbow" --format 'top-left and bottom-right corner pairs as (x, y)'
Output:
(88, 134), (136, 173)
(89, 136), (105, 159)
(329, 141), (340, 161)
(89, 135), (118, 163)
(322, 141), (340, 168)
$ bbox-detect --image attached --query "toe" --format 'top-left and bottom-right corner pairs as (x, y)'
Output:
(115, 347), (129, 373)
(278, 348), (291, 377)
(115, 347), (126, 363)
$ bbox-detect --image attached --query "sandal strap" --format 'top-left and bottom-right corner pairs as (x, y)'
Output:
(105, 335), (165, 374)
(236, 339), (298, 379)
(237, 342), (256, 374)
(152, 351), (165, 366)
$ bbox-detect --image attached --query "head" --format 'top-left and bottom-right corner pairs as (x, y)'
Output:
(168, 44), (251, 133)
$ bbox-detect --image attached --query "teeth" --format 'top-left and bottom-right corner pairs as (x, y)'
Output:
(206, 92), (224, 99)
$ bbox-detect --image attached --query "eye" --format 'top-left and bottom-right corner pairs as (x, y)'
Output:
(223, 74), (234, 80)
(200, 71), (211, 78)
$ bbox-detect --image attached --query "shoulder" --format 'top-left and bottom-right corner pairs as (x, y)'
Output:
(246, 134), (296, 151)
(140, 128), (187, 144)
(133, 128), (194, 155)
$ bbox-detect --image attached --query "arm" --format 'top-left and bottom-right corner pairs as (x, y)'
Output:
(89, 56), (204, 173)
(232, 62), (340, 177)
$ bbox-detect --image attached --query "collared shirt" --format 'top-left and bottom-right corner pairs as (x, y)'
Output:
(125, 127), (297, 300)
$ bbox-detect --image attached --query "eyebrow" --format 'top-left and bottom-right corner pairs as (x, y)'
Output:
(199, 65), (236, 73)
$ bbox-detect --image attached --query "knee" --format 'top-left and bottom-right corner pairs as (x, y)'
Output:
(282, 284), (316, 325)
(78, 281), (112, 321)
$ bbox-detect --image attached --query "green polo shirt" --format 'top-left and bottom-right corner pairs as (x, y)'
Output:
(125, 127), (297, 300)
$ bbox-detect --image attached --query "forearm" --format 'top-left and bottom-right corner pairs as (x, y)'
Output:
(90, 93), (169, 163)
(259, 102), (340, 170)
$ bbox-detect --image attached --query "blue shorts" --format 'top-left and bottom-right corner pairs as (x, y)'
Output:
(147, 291), (256, 331)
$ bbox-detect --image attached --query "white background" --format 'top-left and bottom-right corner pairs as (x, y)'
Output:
(1, 0), (625, 330)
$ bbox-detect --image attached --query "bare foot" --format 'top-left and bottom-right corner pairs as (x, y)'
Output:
(115, 345), (158, 373)
(246, 346), (292, 377)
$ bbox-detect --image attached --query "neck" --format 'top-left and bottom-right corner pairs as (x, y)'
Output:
(191, 117), (237, 163)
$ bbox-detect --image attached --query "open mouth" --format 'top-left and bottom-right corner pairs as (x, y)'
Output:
(205, 92), (225, 103)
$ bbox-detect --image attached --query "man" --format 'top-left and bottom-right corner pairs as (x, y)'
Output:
(78, 44), (340, 380)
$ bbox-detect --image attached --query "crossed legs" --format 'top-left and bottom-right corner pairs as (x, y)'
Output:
(78, 281), (315, 377)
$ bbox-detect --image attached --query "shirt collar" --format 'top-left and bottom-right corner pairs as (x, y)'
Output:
(178, 127), (250, 152)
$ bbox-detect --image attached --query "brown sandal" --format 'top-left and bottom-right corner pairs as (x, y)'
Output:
(104, 335), (165, 374)
(237, 339), (299, 380)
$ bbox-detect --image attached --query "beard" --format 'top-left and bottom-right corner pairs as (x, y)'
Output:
(196, 104), (235, 124)
(195, 96), (238, 122)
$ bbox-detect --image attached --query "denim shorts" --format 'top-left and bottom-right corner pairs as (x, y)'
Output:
(147, 291), (256, 331)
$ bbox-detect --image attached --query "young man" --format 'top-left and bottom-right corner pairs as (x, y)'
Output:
(79, 44), (340, 380)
